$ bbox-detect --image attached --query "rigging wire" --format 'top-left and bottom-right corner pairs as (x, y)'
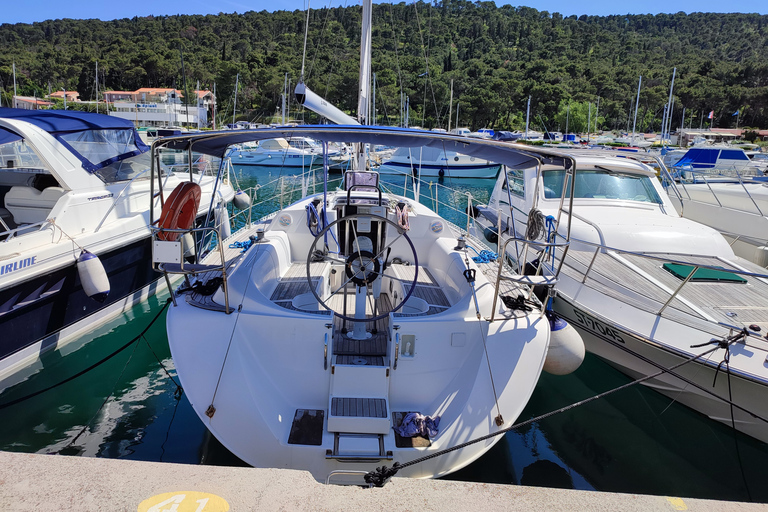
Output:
(412, 1), (440, 128)
(388, 2), (405, 127)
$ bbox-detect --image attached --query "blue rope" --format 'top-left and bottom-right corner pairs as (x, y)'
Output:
(466, 244), (498, 264)
(306, 203), (322, 236)
(229, 239), (254, 253)
(545, 215), (557, 267)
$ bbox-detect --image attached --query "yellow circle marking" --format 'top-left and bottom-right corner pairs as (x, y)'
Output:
(138, 491), (229, 512)
(665, 497), (688, 511)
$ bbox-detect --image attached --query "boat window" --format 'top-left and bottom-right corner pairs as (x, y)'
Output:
(542, 169), (663, 204)
(59, 129), (144, 169)
(93, 152), (221, 183)
(719, 149), (749, 161)
(501, 168), (525, 197)
(92, 152), (153, 183)
(0, 139), (48, 171)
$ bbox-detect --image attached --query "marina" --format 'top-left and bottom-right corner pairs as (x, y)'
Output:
(1, 162), (768, 501)
(2, 0), (768, 506)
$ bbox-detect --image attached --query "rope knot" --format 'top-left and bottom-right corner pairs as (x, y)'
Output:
(364, 462), (401, 487)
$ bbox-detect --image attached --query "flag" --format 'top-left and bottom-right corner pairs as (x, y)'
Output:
(732, 110), (739, 116)
(707, 110), (714, 119)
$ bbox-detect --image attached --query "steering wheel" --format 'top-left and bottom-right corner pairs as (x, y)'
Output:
(306, 213), (419, 323)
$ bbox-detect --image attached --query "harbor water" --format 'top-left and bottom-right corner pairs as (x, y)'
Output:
(1, 164), (767, 502)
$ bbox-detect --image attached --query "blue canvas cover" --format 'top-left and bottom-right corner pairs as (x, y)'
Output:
(0, 126), (21, 146)
(0, 108), (149, 172)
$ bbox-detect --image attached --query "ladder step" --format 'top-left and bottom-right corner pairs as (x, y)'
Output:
(331, 397), (387, 418)
(328, 397), (390, 434)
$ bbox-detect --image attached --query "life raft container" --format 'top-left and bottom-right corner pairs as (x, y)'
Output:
(157, 182), (201, 241)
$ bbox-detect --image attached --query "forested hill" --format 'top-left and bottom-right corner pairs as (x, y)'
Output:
(1, 1), (767, 132)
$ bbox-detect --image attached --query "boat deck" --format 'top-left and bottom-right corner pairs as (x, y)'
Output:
(181, 224), (541, 323)
(559, 248), (768, 339)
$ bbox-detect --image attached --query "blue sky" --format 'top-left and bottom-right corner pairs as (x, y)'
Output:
(4, 0), (767, 25)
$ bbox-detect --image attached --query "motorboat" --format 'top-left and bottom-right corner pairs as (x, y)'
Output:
(149, 125), (584, 483)
(472, 151), (768, 443)
(668, 146), (768, 175)
(227, 137), (318, 168)
(378, 145), (501, 179)
(0, 107), (234, 383)
(661, 162), (768, 267)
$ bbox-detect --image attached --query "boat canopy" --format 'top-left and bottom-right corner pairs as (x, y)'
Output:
(675, 147), (750, 169)
(0, 108), (149, 173)
(155, 125), (565, 170)
(261, 138), (291, 150)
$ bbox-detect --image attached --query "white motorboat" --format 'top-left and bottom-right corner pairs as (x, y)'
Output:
(228, 137), (318, 168)
(473, 151), (768, 444)
(669, 146), (768, 175)
(378, 145), (502, 179)
(662, 165), (768, 267)
(149, 126), (585, 483)
(0, 107), (234, 383)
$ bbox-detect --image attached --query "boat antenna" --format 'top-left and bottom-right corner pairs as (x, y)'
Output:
(300, 1), (311, 83)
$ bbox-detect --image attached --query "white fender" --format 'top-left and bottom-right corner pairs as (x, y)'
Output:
(214, 202), (232, 240)
(181, 232), (196, 261)
(543, 312), (585, 375)
(233, 189), (251, 210)
(77, 250), (110, 303)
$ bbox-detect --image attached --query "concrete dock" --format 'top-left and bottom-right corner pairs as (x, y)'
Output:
(0, 450), (765, 511)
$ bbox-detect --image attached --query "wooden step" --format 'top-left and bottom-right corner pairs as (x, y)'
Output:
(327, 397), (390, 434)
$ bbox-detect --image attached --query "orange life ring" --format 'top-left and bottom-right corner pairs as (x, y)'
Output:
(157, 182), (202, 241)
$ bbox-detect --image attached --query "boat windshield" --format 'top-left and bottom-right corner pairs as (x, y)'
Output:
(543, 169), (663, 204)
(59, 128), (145, 169)
(93, 152), (154, 183)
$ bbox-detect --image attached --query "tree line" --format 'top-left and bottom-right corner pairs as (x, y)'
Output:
(1, 1), (766, 132)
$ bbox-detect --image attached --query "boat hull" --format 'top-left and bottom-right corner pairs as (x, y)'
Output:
(553, 297), (768, 444)
(0, 236), (163, 380)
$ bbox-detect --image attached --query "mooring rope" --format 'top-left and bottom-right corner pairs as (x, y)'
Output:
(364, 329), (748, 487)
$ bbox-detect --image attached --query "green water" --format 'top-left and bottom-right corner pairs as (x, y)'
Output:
(1, 165), (767, 502)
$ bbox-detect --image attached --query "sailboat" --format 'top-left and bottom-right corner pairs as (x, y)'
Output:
(149, 1), (588, 484)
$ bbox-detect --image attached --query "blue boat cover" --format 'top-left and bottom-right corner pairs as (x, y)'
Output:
(0, 108), (149, 172)
(0, 126), (21, 146)
(675, 147), (750, 169)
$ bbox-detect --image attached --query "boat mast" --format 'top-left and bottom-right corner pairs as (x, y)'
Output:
(448, 79), (453, 132)
(632, 75), (642, 145)
(663, 68), (676, 145)
(95, 61), (99, 114)
(354, 0), (373, 169)
(524, 96), (531, 140)
(232, 73), (239, 126)
(12, 62), (16, 109)
(282, 73), (287, 125)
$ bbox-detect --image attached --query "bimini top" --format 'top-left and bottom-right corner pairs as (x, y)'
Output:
(154, 124), (569, 171)
(0, 107), (149, 173)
